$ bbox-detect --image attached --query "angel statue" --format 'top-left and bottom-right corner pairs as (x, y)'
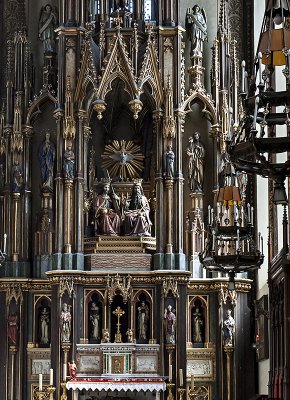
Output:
(186, 5), (207, 55)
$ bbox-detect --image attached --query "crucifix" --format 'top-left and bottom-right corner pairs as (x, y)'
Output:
(113, 306), (125, 343)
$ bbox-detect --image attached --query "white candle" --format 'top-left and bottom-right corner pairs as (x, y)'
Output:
(179, 368), (183, 387)
(244, 71), (248, 95)
(39, 373), (43, 391)
(258, 52), (262, 84)
(3, 233), (7, 254)
(63, 363), (67, 381)
(169, 364), (172, 382)
(208, 205), (211, 225)
(191, 374), (195, 389)
(247, 203), (250, 224)
(50, 368), (53, 386)
(241, 60), (246, 92)
(251, 206), (254, 226)
(212, 231), (216, 251)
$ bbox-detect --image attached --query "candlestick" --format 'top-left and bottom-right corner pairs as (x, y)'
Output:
(47, 385), (56, 400)
(179, 368), (183, 387)
(60, 382), (68, 400)
(252, 97), (260, 130)
(169, 364), (172, 382)
(177, 387), (186, 400)
(166, 382), (175, 400)
(39, 373), (43, 391)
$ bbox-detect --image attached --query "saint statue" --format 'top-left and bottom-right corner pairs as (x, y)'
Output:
(40, 307), (50, 344)
(186, 132), (205, 193)
(60, 303), (71, 342)
(38, 4), (58, 53)
(8, 313), (19, 346)
(137, 301), (149, 340)
(165, 145), (175, 179)
(95, 182), (121, 236)
(38, 132), (55, 190)
(63, 144), (75, 179)
(164, 305), (176, 344)
(223, 309), (235, 347)
(89, 302), (100, 340)
(123, 182), (152, 237)
(192, 307), (203, 343)
(68, 361), (77, 379)
(11, 160), (23, 193)
(186, 5), (207, 55)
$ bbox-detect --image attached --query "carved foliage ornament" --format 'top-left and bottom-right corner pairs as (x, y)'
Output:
(163, 278), (179, 299)
(6, 285), (23, 305)
(106, 274), (132, 304)
(218, 287), (237, 306)
(59, 277), (75, 298)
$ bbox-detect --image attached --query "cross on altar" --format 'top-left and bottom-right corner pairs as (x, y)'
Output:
(113, 306), (125, 343)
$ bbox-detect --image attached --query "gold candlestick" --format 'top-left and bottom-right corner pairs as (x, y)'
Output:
(60, 382), (68, 400)
(47, 385), (56, 400)
(189, 387), (209, 400)
(34, 391), (46, 400)
(167, 382), (175, 400)
(177, 387), (186, 400)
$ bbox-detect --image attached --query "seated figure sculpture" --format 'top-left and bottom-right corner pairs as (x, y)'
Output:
(95, 181), (121, 236)
(123, 181), (152, 237)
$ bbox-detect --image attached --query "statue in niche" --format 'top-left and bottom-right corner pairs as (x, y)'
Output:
(223, 309), (235, 347)
(11, 160), (23, 193)
(192, 306), (203, 343)
(113, 0), (128, 11)
(0, 163), (5, 191)
(186, 132), (205, 193)
(165, 145), (175, 179)
(164, 305), (176, 344)
(38, 4), (58, 53)
(39, 132), (55, 191)
(124, 182), (152, 237)
(60, 303), (71, 342)
(95, 182), (121, 236)
(137, 301), (149, 340)
(40, 307), (50, 344)
(63, 144), (75, 179)
(89, 302), (100, 340)
(186, 5), (207, 55)
(8, 312), (19, 346)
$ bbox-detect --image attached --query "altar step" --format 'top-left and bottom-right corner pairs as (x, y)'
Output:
(84, 236), (156, 254)
(84, 236), (155, 271)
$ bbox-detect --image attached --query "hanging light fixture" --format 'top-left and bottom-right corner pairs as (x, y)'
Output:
(199, 159), (264, 276)
(229, 0), (290, 208)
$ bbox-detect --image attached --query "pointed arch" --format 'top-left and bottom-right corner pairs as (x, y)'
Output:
(26, 92), (57, 126)
(97, 32), (139, 101)
(138, 37), (163, 110)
